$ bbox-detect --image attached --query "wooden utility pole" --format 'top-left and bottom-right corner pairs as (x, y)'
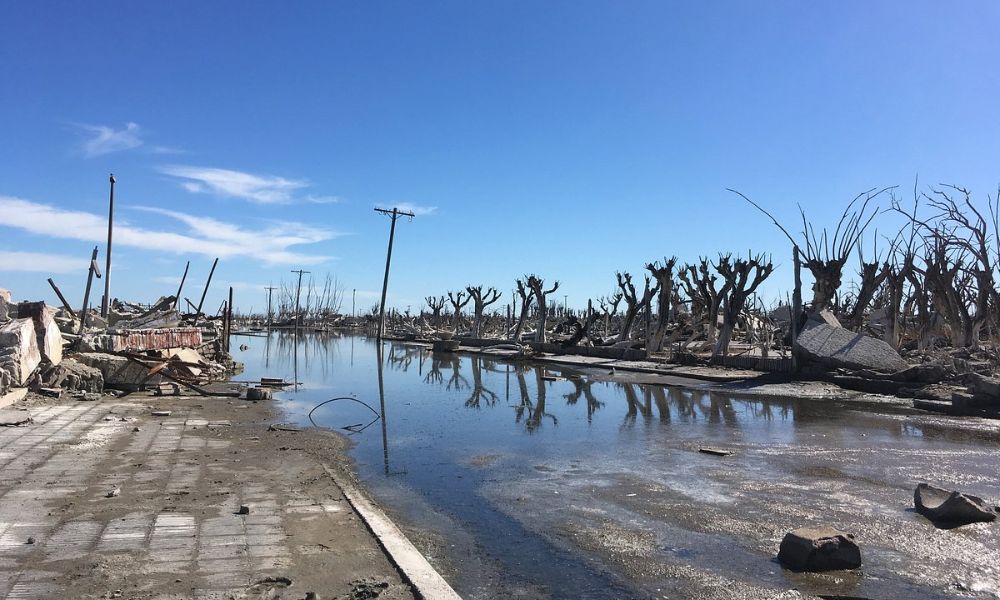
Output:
(226, 286), (234, 352)
(265, 286), (277, 326)
(173, 261), (190, 310)
(101, 174), (116, 318)
(374, 207), (415, 340)
(791, 245), (802, 371)
(290, 269), (310, 331)
(47, 278), (76, 317)
(78, 246), (102, 335)
(195, 258), (219, 321)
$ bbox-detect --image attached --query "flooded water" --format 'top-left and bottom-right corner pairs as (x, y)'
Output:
(237, 331), (1000, 599)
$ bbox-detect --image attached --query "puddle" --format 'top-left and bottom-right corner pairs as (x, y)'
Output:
(237, 331), (1000, 599)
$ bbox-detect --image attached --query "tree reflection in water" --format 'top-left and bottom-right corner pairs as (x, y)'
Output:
(513, 365), (557, 432)
(563, 377), (604, 423)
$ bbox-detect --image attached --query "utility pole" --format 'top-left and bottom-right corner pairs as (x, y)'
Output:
(352, 288), (356, 318)
(173, 261), (190, 310)
(195, 257), (219, 321)
(564, 294), (568, 316)
(265, 286), (277, 326)
(101, 174), (116, 318)
(290, 269), (310, 331)
(374, 207), (415, 340)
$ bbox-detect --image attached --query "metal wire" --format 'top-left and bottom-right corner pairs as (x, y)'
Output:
(307, 396), (381, 434)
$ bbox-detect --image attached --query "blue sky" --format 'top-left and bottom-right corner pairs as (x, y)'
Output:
(2, 1), (999, 315)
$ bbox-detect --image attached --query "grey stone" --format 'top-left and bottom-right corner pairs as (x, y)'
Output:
(914, 483), (996, 526)
(0, 288), (10, 322)
(777, 526), (861, 571)
(795, 323), (909, 373)
(968, 373), (1000, 405)
(76, 352), (160, 391)
(0, 318), (42, 385)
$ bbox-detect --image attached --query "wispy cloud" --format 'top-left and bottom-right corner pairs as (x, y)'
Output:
(304, 195), (342, 205)
(77, 122), (143, 157)
(0, 251), (83, 274)
(159, 165), (308, 204)
(0, 196), (335, 266)
(375, 202), (437, 216)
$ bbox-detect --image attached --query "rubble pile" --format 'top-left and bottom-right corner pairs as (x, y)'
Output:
(0, 288), (240, 401)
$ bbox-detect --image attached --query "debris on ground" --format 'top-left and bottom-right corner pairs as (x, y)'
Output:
(776, 526), (862, 572)
(339, 578), (390, 600)
(914, 483), (997, 527)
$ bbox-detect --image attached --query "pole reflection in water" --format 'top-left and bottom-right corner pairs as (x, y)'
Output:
(376, 341), (389, 476)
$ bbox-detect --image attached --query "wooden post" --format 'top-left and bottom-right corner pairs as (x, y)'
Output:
(101, 174), (116, 318)
(791, 245), (802, 371)
(173, 261), (190, 310)
(47, 278), (76, 317)
(78, 246), (101, 335)
(195, 257), (219, 321)
(227, 286), (234, 352)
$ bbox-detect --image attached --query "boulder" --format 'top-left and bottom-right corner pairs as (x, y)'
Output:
(795, 323), (909, 373)
(777, 526), (862, 571)
(914, 483), (996, 526)
(967, 373), (1000, 407)
(0, 318), (42, 385)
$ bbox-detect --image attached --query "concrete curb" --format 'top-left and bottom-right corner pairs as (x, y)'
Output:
(322, 464), (462, 600)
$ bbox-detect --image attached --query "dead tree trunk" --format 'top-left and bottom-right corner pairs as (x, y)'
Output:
(713, 254), (774, 357)
(466, 285), (501, 338)
(842, 258), (889, 331)
(645, 257), (678, 353)
(447, 290), (471, 332)
(511, 279), (534, 342)
(615, 272), (657, 344)
(425, 295), (446, 326)
(527, 275), (559, 343)
(597, 292), (623, 338)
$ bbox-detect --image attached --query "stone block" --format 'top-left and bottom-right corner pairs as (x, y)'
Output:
(0, 318), (41, 385)
(795, 323), (909, 373)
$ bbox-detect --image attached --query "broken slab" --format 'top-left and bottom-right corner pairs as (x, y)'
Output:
(777, 526), (862, 571)
(0, 318), (42, 385)
(0, 387), (28, 408)
(39, 358), (104, 393)
(16, 302), (64, 366)
(795, 323), (909, 373)
(0, 409), (31, 426)
(914, 483), (996, 527)
(76, 352), (161, 391)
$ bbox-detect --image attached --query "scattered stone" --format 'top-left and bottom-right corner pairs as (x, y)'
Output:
(133, 427), (141, 432)
(106, 487), (121, 498)
(237, 504), (251, 515)
(914, 483), (997, 527)
(344, 578), (390, 599)
(151, 410), (172, 417)
(26, 536), (35, 544)
(777, 526), (862, 572)
(795, 323), (909, 373)
(38, 387), (62, 398)
(304, 593), (320, 600)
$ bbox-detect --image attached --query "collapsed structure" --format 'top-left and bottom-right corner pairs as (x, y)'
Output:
(0, 287), (238, 404)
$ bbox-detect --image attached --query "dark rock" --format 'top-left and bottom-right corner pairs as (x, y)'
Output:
(914, 483), (996, 527)
(237, 504), (251, 515)
(795, 323), (909, 373)
(777, 526), (862, 571)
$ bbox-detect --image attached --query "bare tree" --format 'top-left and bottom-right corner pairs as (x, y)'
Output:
(511, 278), (534, 342)
(526, 275), (559, 343)
(645, 257), (678, 353)
(615, 272), (657, 344)
(678, 259), (723, 343)
(597, 292), (623, 338)
(713, 253), (774, 356)
(466, 285), (502, 338)
(734, 187), (889, 314)
(447, 290), (472, 331)
(425, 295), (447, 325)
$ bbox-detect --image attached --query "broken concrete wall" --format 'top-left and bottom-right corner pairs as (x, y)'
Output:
(39, 358), (103, 393)
(0, 318), (42, 386)
(76, 352), (161, 391)
(17, 302), (64, 367)
(81, 327), (202, 353)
